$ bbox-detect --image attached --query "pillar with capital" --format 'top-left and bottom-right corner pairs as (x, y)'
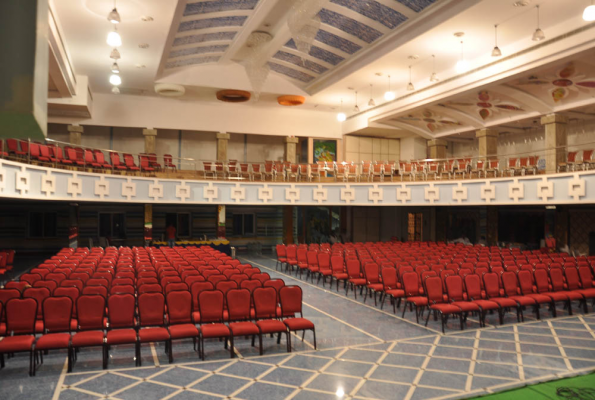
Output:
(217, 132), (230, 161)
(284, 136), (299, 163)
(68, 125), (83, 145)
(144, 204), (153, 245)
(541, 114), (568, 174)
(217, 205), (226, 238)
(143, 128), (157, 154)
(427, 139), (447, 160)
(476, 128), (498, 159)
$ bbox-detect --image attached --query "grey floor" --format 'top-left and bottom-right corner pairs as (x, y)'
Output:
(1, 255), (595, 400)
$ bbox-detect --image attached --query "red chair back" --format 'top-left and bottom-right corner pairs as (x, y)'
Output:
(43, 296), (73, 333)
(5, 298), (37, 335)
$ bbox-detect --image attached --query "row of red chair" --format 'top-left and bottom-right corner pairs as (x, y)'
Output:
(0, 250), (15, 282)
(6, 139), (177, 173)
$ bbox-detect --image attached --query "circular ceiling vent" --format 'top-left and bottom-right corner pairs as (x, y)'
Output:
(277, 95), (305, 106)
(154, 83), (185, 97)
(216, 89), (251, 103)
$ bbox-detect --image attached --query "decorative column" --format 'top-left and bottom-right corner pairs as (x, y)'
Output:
(285, 136), (299, 163)
(476, 128), (498, 159)
(68, 125), (83, 145)
(0, 0), (49, 139)
(143, 128), (157, 154)
(216, 132), (230, 161)
(283, 206), (294, 244)
(217, 205), (226, 238)
(427, 139), (447, 160)
(144, 204), (153, 245)
(541, 114), (568, 174)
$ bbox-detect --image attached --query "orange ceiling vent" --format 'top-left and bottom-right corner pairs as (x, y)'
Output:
(277, 95), (305, 106)
(216, 90), (251, 103)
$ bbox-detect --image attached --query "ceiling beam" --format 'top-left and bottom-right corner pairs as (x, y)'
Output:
(324, 3), (390, 35)
(495, 85), (552, 114)
(382, 120), (434, 139)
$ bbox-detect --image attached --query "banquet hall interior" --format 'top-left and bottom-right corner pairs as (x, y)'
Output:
(2, 0), (595, 399)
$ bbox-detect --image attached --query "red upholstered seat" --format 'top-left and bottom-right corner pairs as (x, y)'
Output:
(106, 329), (137, 345)
(168, 324), (199, 339)
(229, 321), (259, 336)
(283, 317), (314, 331)
(139, 327), (170, 342)
(429, 303), (461, 314)
(256, 319), (287, 334)
(35, 333), (71, 350)
(71, 331), (104, 347)
(0, 335), (35, 352)
(451, 301), (479, 312)
(201, 323), (231, 338)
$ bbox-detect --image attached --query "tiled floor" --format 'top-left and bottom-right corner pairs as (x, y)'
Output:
(1, 255), (595, 400)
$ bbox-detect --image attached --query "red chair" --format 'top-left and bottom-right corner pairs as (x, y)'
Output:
(379, 267), (405, 313)
(253, 287), (290, 353)
(105, 294), (139, 367)
(566, 267), (595, 313)
(139, 154), (155, 174)
(227, 289), (262, 355)
(363, 263), (383, 305)
(166, 291), (199, 359)
(276, 244), (287, 270)
(330, 256), (347, 292)
(110, 152), (128, 171)
(296, 248), (308, 278)
(191, 281), (214, 323)
(533, 269), (568, 318)
(550, 268), (583, 316)
(197, 290), (233, 360)
(279, 286), (316, 349)
(317, 253), (332, 287)
(82, 285), (108, 298)
(34, 297), (73, 373)
(345, 260), (366, 299)
(138, 292), (172, 364)
(123, 153), (140, 171)
(71, 295), (107, 370)
(401, 272), (428, 323)
(164, 154), (177, 171)
(23, 287), (50, 332)
(501, 271), (538, 321)
(0, 298), (37, 376)
(93, 150), (112, 169)
(444, 275), (481, 327)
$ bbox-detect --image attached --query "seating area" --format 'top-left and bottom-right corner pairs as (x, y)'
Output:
(0, 245), (315, 376)
(276, 241), (595, 333)
(5, 138), (594, 182)
(0, 250), (15, 283)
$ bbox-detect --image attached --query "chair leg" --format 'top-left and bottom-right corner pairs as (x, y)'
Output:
(425, 308), (431, 327)
(312, 328), (317, 350)
(168, 340), (174, 363)
(286, 331), (291, 352)
(67, 347), (73, 373)
(136, 342), (141, 366)
(229, 335), (235, 358)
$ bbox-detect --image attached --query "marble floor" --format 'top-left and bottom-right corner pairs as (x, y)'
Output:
(1, 255), (595, 400)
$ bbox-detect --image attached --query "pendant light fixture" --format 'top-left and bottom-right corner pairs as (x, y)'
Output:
(337, 99), (346, 122)
(112, 86), (120, 94)
(353, 91), (360, 113)
(110, 48), (121, 60)
(107, 28), (122, 47)
(430, 55), (439, 82)
(492, 24), (502, 57)
(111, 62), (120, 74)
(455, 41), (469, 73)
(368, 84), (376, 107)
(532, 5), (545, 41)
(584, 0), (595, 21)
(406, 66), (414, 91)
(384, 75), (395, 101)
(108, 0), (121, 24)
(109, 74), (122, 86)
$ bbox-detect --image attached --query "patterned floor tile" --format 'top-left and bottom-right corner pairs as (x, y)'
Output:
(306, 373), (361, 394)
(282, 355), (332, 371)
(236, 382), (296, 399)
(169, 391), (223, 400)
(339, 348), (385, 363)
(76, 372), (139, 396)
(418, 371), (468, 391)
(323, 359), (375, 377)
(426, 357), (471, 373)
(191, 374), (250, 395)
(469, 376), (516, 391)
(356, 380), (411, 399)
(117, 381), (179, 400)
(219, 360), (272, 379)
(259, 366), (315, 387)
(150, 366), (208, 387)
(410, 386), (459, 400)
(381, 352), (427, 368)
(370, 365), (419, 383)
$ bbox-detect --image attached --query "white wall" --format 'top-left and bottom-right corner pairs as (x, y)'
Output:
(112, 127), (144, 155)
(400, 137), (427, 160)
(247, 135), (284, 162)
(344, 136), (400, 162)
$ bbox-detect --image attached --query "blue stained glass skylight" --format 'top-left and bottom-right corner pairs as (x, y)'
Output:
(172, 32), (237, 47)
(318, 8), (382, 43)
(268, 63), (315, 83)
(178, 16), (247, 32)
(273, 51), (329, 74)
(184, 0), (259, 16)
(169, 45), (229, 59)
(330, 0), (407, 29)
(316, 30), (361, 54)
(166, 55), (221, 69)
(285, 39), (345, 66)
(393, 0), (437, 13)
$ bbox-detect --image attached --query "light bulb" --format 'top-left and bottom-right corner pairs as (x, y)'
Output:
(384, 91), (395, 101)
(532, 28), (545, 41)
(109, 74), (122, 86)
(456, 59), (469, 73)
(407, 82), (414, 91)
(107, 31), (122, 47)
(492, 46), (502, 57)
(353, 105), (360, 112)
(430, 72), (439, 82)
(111, 62), (120, 73)
(108, 8), (121, 24)
(337, 112), (346, 122)
(110, 48), (121, 60)
(112, 86), (120, 94)
(584, 5), (595, 21)
(368, 98), (376, 106)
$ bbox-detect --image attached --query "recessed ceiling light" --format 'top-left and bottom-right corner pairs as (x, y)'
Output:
(141, 16), (154, 22)
(347, 87), (354, 90)
(138, 43), (150, 49)
(454, 32), (465, 37)
(513, 1), (530, 7)
(375, 72), (382, 76)
(408, 55), (419, 60)
(135, 64), (146, 68)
